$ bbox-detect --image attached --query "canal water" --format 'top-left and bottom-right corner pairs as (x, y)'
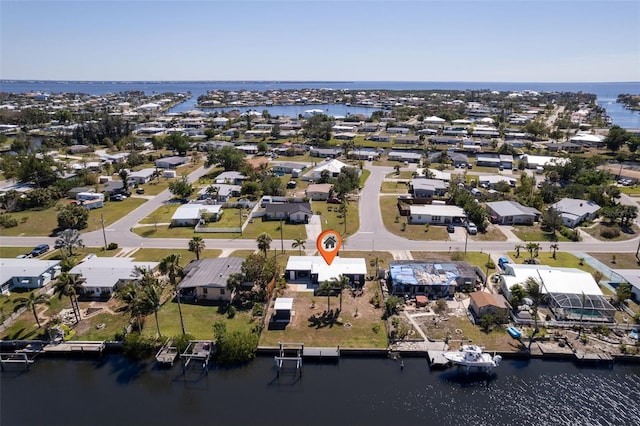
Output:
(1, 355), (639, 426)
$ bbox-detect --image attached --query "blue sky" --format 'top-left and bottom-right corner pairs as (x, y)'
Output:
(1, 0), (639, 82)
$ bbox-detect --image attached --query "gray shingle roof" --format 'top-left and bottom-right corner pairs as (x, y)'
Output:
(179, 257), (244, 289)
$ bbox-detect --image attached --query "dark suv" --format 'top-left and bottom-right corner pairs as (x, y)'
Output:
(30, 244), (50, 257)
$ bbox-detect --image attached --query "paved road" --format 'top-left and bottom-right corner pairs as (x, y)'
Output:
(2, 163), (640, 255)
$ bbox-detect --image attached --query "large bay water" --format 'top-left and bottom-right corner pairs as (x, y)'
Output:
(1, 81), (639, 128)
(1, 355), (639, 426)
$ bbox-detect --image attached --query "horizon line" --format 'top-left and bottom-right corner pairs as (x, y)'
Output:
(2, 79), (639, 84)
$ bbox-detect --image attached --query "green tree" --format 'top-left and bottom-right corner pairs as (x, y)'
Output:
(205, 146), (246, 170)
(261, 175), (285, 196)
(188, 236), (206, 260)
(57, 203), (89, 230)
(55, 228), (84, 256)
(168, 175), (194, 200)
(164, 133), (191, 155)
(257, 140), (268, 154)
(604, 125), (630, 152)
(514, 244), (523, 258)
(14, 292), (50, 328)
(53, 272), (83, 323)
(550, 243), (559, 259)
(226, 273), (244, 302)
(526, 242), (540, 259)
(615, 282), (633, 307)
(240, 253), (277, 293)
(291, 237), (306, 255)
(116, 282), (144, 332)
(330, 274), (352, 311)
(14, 154), (59, 188)
(509, 284), (526, 307)
(541, 207), (563, 236)
(524, 277), (543, 351)
(318, 280), (333, 311)
(479, 313), (495, 333)
(302, 114), (333, 142)
(256, 232), (272, 257)
(138, 283), (163, 338)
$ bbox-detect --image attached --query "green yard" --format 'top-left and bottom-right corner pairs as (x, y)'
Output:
(385, 171), (414, 179)
(581, 223), (638, 242)
(379, 196), (450, 240)
(588, 252), (640, 269)
(381, 181), (409, 193)
(138, 203), (181, 224)
(132, 248), (221, 263)
(0, 246), (33, 258)
(511, 224), (570, 242)
(507, 251), (597, 275)
(314, 200), (359, 236)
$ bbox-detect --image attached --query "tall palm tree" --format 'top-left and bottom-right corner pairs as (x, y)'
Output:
(116, 283), (144, 332)
(291, 237), (306, 255)
(14, 292), (50, 328)
(319, 281), (333, 312)
(550, 243), (559, 259)
(226, 273), (244, 302)
(188, 236), (206, 260)
(331, 275), (352, 311)
(138, 283), (163, 338)
(577, 291), (586, 339)
(526, 242), (540, 260)
(55, 228), (85, 256)
(53, 272), (83, 323)
(514, 244), (523, 258)
(256, 232), (272, 257)
(159, 254), (185, 335)
(524, 276), (543, 351)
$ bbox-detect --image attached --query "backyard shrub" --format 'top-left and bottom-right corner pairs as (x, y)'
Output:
(215, 330), (259, 365)
(600, 226), (620, 239)
(172, 333), (196, 354)
(0, 213), (18, 228)
(450, 250), (465, 261)
(107, 242), (119, 250)
(560, 226), (581, 241)
(251, 302), (265, 317)
(122, 333), (157, 361)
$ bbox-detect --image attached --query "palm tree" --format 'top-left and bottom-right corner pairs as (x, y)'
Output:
(53, 272), (83, 323)
(319, 281), (333, 311)
(514, 244), (523, 258)
(291, 237), (306, 255)
(226, 273), (244, 302)
(138, 283), (163, 338)
(14, 292), (50, 328)
(256, 232), (272, 257)
(331, 275), (352, 311)
(159, 254), (185, 334)
(55, 228), (84, 256)
(205, 185), (219, 201)
(116, 283), (144, 332)
(577, 291), (586, 339)
(524, 276), (543, 351)
(550, 243), (559, 260)
(188, 236), (205, 260)
(526, 242), (540, 260)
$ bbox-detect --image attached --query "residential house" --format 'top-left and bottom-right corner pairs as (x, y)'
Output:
(410, 179), (447, 198)
(428, 151), (469, 167)
(478, 175), (517, 189)
(408, 205), (466, 225)
(367, 134), (391, 142)
(178, 257), (244, 302)
(609, 269), (640, 302)
(486, 201), (541, 225)
(550, 198), (600, 228)
(70, 256), (159, 297)
(387, 127), (410, 135)
(215, 171), (247, 185)
(197, 184), (241, 202)
(350, 149), (380, 161)
(285, 256), (367, 285)
(388, 261), (479, 298)
(306, 183), (333, 201)
(304, 159), (350, 181)
(0, 258), (61, 292)
(430, 136), (460, 146)
(272, 162), (307, 175)
(263, 202), (313, 223)
(468, 291), (510, 319)
(128, 168), (156, 185)
(395, 136), (419, 145)
(171, 204), (223, 227)
(67, 186), (95, 199)
(102, 180), (126, 195)
(388, 151), (422, 163)
(310, 148), (342, 158)
(546, 142), (582, 153)
(155, 156), (188, 169)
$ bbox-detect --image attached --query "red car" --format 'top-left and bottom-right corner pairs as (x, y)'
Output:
(327, 197), (341, 204)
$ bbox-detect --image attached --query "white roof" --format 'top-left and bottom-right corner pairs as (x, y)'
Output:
(70, 257), (159, 289)
(502, 264), (602, 296)
(172, 204), (222, 221)
(424, 116), (446, 123)
(551, 198), (600, 217)
(311, 159), (348, 175)
(0, 258), (61, 283)
(523, 154), (569, 167)
(286, 256), (367, 283)
(409, 204), (466, 217)
(129, 168), (156, 178)
(570, 133), (604, 143)
(274, 297), (293, 311)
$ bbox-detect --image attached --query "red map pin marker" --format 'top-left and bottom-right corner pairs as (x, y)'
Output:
(316, 229), (342, 266)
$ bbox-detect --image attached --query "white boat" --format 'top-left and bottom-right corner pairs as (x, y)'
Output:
(443, 345), (502, 372)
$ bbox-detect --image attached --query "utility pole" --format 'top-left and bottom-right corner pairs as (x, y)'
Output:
(280, 219), (284, 254)
(100, 213), (108, 250)
(464, 230), (468, 257)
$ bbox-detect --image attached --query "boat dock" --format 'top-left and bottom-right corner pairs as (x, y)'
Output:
(427, 350), (451, 369)
(1, 352), (35, 370)
(302, 346), (340, 359)
(155, 339), (179, 367)
(180, 340), (214, 372)
(41, 341), (106, 354)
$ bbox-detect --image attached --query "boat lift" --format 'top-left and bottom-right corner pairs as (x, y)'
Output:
(180, 340), (214, 373)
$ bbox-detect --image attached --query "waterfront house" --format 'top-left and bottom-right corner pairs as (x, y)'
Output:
(70, 256), (159, 297)
(0, 258), (61, 292)
(408, 205), (466, 225)
(549, 198), (600, 228)
(387, 261), (478, 298)
(469, 291), (510, 320)
(178, 257), (244, 302)
(486, 201), (540, 225)
(284, 256), (367, 286)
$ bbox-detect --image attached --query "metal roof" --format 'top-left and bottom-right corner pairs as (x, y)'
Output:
(179, 257), (244, 289)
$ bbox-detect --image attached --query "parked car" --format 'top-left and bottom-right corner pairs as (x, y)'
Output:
(498, 257), (510, 270)
(447, 224), (455, 233)
(465, 221), (478, 235)
(30, 244), (50, 257)
(327, 197), (341, 204)
(16, 254), (30, 259)
(111, 194), (126, 201)
(136, 188), (145, 194)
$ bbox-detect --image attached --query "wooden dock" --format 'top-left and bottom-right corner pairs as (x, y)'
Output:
(1, 352), (35, 370)
(302, 346), (340, 359)
(155, 339), (179, 367)
(427, 350), (451, 369)
(42, 341), (105, 354)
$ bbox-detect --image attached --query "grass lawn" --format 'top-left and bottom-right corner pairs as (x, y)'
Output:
(385, 171), (414, 179)
(581, 223), (638, 242)
(588, 252), (640, 269)
(136, 178), (173, 196)
(512, 224), (570, 242)
(379, 196), (450, 240)
(1, 294), (67, 340)
(0, 246), (34, 258)
(229, 250), (258, 258)
(71, 312), (130, 341)
(359, 168), (371, 187)
(142, 301), (257, 339)
(380, 181), (409, 193)
(259, 283), (388, 349)
(132, 248), (221, 263)
(619, 186), (640, 195)
(138, 203), (181, 224)
(507, 251), (597, 275)
(315, 200), (359, 237)
(85, 198), (146, 232)
(472, 226), (507, 241)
